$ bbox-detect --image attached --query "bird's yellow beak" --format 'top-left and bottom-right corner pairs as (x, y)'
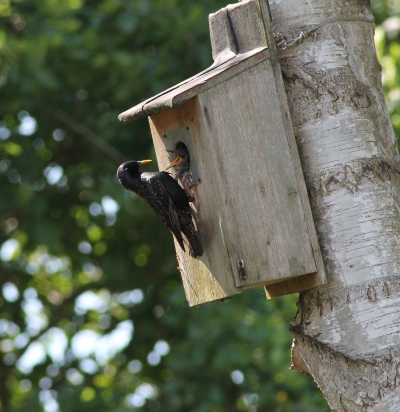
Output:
(166, 155), (181, 170)
(140, 159), (152, 165)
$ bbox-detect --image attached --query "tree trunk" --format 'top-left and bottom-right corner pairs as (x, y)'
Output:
(268, 0), (400, 410)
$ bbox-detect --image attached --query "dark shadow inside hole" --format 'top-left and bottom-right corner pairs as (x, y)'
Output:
(172, 141), (190, 166)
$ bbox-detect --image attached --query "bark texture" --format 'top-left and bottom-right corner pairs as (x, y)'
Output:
(268, 0), (400, 410)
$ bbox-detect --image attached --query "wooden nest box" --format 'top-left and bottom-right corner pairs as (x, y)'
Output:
(119, 0), (326, 306)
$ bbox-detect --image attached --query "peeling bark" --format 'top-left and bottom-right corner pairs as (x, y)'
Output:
(269, 0), (400, 410)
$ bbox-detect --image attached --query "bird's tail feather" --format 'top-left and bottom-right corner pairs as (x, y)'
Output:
(183, 226), (204, 258)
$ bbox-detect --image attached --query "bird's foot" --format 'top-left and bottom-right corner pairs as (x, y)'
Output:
(182, 182), (195, 202)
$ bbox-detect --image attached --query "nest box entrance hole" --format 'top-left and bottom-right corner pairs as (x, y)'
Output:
(163, 126), (201, 186)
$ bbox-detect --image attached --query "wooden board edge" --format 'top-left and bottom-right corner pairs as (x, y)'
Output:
(170, 49), (270, 111)
(119, 48), (270, 124)
(258, 0), (327, 290)
(239, 268), (318, 291)
(264, 271), (321, 299)
(148, 103), (243, 307)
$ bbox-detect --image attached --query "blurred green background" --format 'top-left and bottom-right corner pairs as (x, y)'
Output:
(0, 0), (398, 411)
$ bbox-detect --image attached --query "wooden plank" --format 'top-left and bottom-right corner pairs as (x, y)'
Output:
(264, 272), (321, 298)
(197, 59), (317, 288)
(120, 0), (326, 301)
(208, 6), (237, 62)
(163, 126), (201, 186)
(221, 0), (267, 54)
(209, 0), (267, 61)
(119, 47), (269, 124)
(149, 99), (241, 306)
(257, 0), (327, 298)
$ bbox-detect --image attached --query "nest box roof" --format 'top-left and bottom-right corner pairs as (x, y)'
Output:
(118, 46), (268, 124)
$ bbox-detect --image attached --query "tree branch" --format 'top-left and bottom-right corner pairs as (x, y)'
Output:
(46, 106), (128, 164)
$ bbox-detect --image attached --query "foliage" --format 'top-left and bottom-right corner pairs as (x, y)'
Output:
(0, 0), (398, 411)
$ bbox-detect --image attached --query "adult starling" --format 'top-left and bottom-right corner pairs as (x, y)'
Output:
(117, 160), (203, 258)
(166, 147), (193, 199)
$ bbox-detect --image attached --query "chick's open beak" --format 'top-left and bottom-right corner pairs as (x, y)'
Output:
(166, 155), (181, 170)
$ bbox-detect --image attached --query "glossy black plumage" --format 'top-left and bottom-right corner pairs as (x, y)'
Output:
(117, 160), (203, 258)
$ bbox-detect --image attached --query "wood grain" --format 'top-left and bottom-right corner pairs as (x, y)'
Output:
(149, 99), (241, 306)
(119, 0), (327, 304)
(119, 47), (269, 124)
(197, 60), (317, 288)
(258, 0), (326, 297)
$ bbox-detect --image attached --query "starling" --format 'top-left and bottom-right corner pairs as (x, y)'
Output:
(166, 147), (194, 199)
(166, 147), (190, 174)
(117, 160), (203, 258)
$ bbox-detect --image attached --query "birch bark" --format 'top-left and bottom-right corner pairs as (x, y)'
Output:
(268, 0), (400, 410)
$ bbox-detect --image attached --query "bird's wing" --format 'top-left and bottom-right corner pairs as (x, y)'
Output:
(157, 173), (203, 257)
(144, 173), (186, 251)
(144, 172), (203, 257)
(166, 195), (185, 250)
(155, 172), (189, 207)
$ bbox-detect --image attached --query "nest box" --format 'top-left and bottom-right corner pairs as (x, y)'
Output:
(119, 0), (326, 305)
